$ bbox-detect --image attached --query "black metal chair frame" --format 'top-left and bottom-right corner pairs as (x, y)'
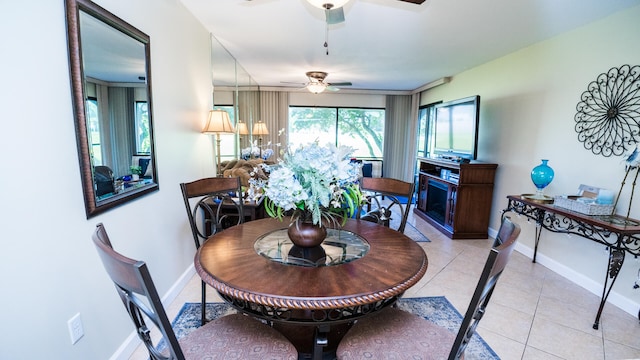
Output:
(336, 216), (521, 360)
(180, 177), (244, 325)
(357, 177), (415, 233)
(92, 223), (186, 359)
(449, 216), (521, 359)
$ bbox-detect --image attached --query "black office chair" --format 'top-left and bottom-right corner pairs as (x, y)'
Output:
(357, 177), (415, 233)
(337, 217), (521, 360)
(91, 223), (297, 360)
(180, 177), (244, 325)
(94, 165), (115, 196)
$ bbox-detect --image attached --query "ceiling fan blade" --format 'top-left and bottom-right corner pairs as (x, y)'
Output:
(326, 86), (341, 92)
(328, 81), (352, 86)
(397, 0), (426, 4)
(281, 81), (307, 86)
(325, 7), (345, 24)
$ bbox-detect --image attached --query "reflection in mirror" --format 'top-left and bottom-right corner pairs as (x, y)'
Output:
(211, 35), (259, 160)
(66, 0), (158, 218)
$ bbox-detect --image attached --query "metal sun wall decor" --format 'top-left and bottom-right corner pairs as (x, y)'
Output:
(574, 64), (640, 157)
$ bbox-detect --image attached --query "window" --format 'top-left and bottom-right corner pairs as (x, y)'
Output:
(289, 107), (385, 159)
(135, 101), (150, 153)
(416, 102), (440, 158)
(86, 98), (102, 165)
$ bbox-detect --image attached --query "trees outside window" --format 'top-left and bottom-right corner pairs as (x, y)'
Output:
(86, 98), (102, 165)
(289, 107), (384, 159)
(417, 102), (441, 158)
(135, 101), (150, 154)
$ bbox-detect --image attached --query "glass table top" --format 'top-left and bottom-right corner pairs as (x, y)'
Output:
(254, 228), (370, 267)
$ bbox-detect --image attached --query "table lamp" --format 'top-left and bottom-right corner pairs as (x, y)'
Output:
(253, 120), (269, 147)
(202, 109), (235, 174)
(237, 121), (249, 136)
(237, 120), (249, 148)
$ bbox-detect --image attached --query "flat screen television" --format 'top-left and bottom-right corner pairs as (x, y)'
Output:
(432, 95), (480, 160)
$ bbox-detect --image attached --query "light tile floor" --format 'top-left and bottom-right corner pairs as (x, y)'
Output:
(130, 212), (640, 359)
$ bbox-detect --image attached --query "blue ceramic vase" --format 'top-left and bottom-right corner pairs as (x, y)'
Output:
(531, 159), (554, 196)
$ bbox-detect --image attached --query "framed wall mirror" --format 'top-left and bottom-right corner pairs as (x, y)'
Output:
(66, 0), (158, 218)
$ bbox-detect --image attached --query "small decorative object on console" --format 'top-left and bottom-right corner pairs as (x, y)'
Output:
(530, 159), (555, 201)
(611, 143), (640, 219)
(554, 184), (614, 216)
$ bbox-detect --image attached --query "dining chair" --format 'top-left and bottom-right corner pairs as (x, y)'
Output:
(180, 177), (244, 325)
(92, 223), (297, 360)
(336, 216), (521, 360)
(357, 177), (415, 233)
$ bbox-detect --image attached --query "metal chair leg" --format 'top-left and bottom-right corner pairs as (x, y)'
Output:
(312, 325), (329, 360)
(201, 280), (207, 326)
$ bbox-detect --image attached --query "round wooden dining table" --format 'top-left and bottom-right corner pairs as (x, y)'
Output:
(194, 217), (428, 359)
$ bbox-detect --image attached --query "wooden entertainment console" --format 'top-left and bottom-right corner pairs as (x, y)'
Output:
(414, 157), (497, 239)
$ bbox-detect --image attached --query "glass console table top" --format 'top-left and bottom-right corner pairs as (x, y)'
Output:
(254, 228), (370, 267)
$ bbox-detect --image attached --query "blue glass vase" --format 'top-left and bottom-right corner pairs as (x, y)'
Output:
(531, 159), (554, 197)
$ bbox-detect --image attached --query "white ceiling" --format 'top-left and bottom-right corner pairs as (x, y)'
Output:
(179, 0), (639, 92)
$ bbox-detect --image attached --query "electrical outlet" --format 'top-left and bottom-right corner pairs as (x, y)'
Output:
(67, 313), (84, 344)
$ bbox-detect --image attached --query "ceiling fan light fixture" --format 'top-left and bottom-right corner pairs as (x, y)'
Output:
(307, 83), (327, 94)
(306, 0), (350, 10)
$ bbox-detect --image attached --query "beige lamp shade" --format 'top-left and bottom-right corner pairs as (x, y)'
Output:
(202, 109), (235, 134)
(252, 121), (269, 136)
(237, 121), (249, 135)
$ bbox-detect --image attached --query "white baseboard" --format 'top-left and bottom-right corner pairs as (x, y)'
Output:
(109, 264), (196, 360)
(513, 242), (639, 318)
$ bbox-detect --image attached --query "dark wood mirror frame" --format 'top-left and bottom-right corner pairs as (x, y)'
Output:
(66, 0), (159, 218)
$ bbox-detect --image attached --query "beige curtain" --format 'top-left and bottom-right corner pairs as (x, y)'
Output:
(236, 90), (260, 150)
(259, 91), (289, 160)
(108, 87), (135, 177)
(96, 84), (112, 168)
(383, 94), (419, 182)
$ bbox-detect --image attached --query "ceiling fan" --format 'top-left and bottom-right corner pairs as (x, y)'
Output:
(307, 0), (426, 25)
(283, 71), (353, 94)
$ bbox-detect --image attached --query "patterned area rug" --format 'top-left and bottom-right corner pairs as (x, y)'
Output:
(166, 297), (498, 359)
(386, 204), (430, 242)
(403, 221), (430, 242)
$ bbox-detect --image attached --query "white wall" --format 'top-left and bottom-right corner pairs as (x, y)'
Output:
(420, 4), (640, 315)
(0, 0), (214, 358)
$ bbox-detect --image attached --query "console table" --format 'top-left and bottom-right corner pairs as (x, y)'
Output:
(502, 195), (640, 329)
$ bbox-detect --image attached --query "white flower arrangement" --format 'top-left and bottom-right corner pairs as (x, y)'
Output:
(262, 141), (364, 226)
(241, 143), (261, 159)
(241, 139), (279, 160)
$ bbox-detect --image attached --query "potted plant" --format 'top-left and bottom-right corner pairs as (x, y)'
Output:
(130, 165), (143, 181)
(262, 141), (364, 247)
